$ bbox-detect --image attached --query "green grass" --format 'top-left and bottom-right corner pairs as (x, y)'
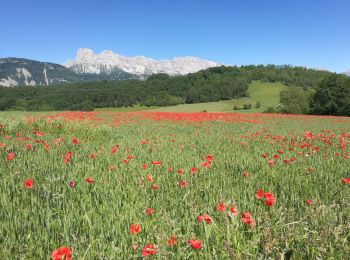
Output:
(0, 111), (349, 259)
(95, 81), (287, 113)
(151, 81), (287, 112)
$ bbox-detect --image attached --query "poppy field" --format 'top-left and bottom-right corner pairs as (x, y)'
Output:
(0, 111), (349, 259)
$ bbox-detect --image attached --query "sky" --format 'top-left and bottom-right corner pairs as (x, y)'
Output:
(0, 0), (349, 72)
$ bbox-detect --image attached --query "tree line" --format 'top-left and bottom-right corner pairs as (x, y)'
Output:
(1, 64), (348, 116)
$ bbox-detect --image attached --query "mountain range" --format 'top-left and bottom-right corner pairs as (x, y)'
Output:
(0, 49), (220, 87)
(0, 58), (82, 87)
(64, 48), (220, 77)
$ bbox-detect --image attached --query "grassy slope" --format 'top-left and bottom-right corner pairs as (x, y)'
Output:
(151, 81), (287, 113)
(95, 81), (287, 113)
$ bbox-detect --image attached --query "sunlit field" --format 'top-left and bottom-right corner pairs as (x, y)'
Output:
(0, 111), (349, 259)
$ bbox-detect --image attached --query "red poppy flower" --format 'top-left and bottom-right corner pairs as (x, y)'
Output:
(86, 177), (93, 183)
(51, 246), (71, 260)
(263, 192), (276, 207)
(230, 206), (238, 216)
(197, 215), (204, 222)
(168, 167), (173, 172)
(241, 212), (255, 226)
(63, 151), (72, 163)
(306, 198), (313, 205)
(71, 137), (80, 145)
(191, 167), (198, 173)
(216, 202), (226, 212)
(200, 161), (211, 168)
(151, 161), (161, 166)
(90, 154), (96, 159)
(0, 143), (6, 147)
(180, 180), (187, 188)
(130, 224), (141, 234)
(167, 235), (177, 247)
(261, 153), (267, 158)
(255, 189), (265, 199)
(188, 239), (202, 249)
(147, 175), (153, 183)
(25, 143), (32, 150)
(242, 171), (249, 177)
(34, 131), (44, 137)
(69, 181), (75, 187)
(23, 179), (33, 189)
(127, 155), (134, 159)
(151, 184), (158, 190)
(141, 244), (157, 257)
(6, 152), (15, 161)
(145, 208), (154, 216)
(142, 163), (148, 170)
(341, 178), (350, 184)
(203, 213), (213, 224)
(131, 243), (137, 250)
(177, 169), (183, 174)
(206, 154), (213, 162)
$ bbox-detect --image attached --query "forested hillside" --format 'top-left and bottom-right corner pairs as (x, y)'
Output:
(0, 65), (332, 111)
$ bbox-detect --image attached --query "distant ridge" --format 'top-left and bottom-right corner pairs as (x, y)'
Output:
(64, 48), (220, 77)
(0, 58), (81, 87)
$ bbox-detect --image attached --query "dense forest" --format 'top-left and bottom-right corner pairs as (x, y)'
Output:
(1, 64), (349, 116)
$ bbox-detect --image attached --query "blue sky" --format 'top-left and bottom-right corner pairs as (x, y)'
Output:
(0, 0), (349, 72)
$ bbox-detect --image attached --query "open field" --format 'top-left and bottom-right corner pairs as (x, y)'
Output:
(95, 81), (287, 113)
(0, 111), (349, 259)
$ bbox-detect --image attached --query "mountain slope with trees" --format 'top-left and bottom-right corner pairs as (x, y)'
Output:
(1, 65), (345, 114)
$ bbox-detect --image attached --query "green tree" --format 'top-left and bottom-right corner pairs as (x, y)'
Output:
(310, 74), (350, 116)
(279, 86), (311, 114)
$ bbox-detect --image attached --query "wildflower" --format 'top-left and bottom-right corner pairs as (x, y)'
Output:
(216, 202), (226, 212)
(6, 152), (15, 161)
(191, 167), (198, 173)
(130, 224), (141, 234)
(230, 206), (238, 216)
(145, 208), (154, 216)
(203, 213), (213, 224)
(180, 180), (187, 188)
(141, 244), (157, 257)
(241, 212), (255, 226)
(69, 181), (75, 187)
(177, 169), (183, 174)
(71, 137), (80, 145)
(86, 177), (93, 183)
(151, 161), (161, 166)
(51, 246), (71, 260)
(147, 175), (153, 183)
(151, 184), (158, 190)
(197, 215), (204, 222)
(306, 198), (313, 205)
(188, 239), (202, 249)
(206, 154), (213, 162)
(23, 179), (33, 189)
(255, 189), (265, 199)
(167, 235), (177, 247)
(242, 171), (249, 177)
(263, 192), (276, 207)
(341, 178), (350, 184)
(63, 151), (72, 163)
(25, 143), (32, 150)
